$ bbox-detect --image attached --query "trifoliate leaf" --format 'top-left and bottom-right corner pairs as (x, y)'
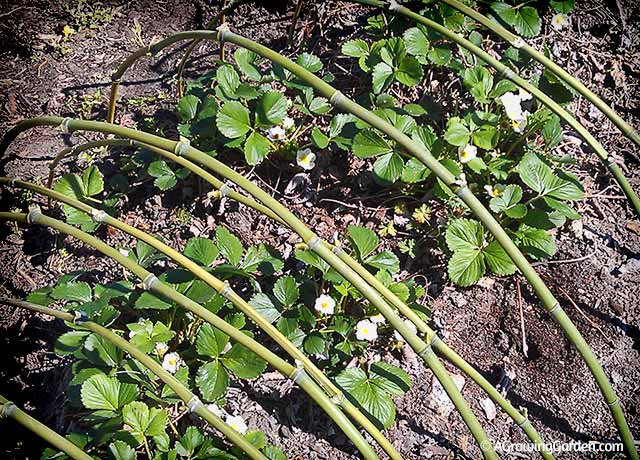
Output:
(342, 39), (369, 58)
(489, 184), (527, 218)
(517, 152), (583, 200)
(490, 2), (541, 37)
(296, 52), (323, 73)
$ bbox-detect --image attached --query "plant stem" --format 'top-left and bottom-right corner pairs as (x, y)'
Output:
(0, 298), (266, 460)
(0, 211), (379, 460)
(4, 177), (401, 460)
(0, 393), (93, 460)
(442, 0), (640, 149)
(288, 0), (306, 46)
(1, 119), (496, 458)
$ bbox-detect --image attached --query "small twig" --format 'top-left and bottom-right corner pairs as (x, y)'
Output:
(516, 279), (528, 358)
(0, 6), (24, 19)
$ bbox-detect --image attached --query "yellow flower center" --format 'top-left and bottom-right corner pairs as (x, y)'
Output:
(362, 328), (369, 334)
(168, 357), (176, 366)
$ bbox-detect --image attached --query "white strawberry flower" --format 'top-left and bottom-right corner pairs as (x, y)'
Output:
(282, 116), (295, 131)
(500, 92), (525, 120)
(119, 248), (130, 257)
(266, 126), (286, 141)
(356, 319), (378, 342)
(511, 114), (528, 133)
(225, 414), (248, 434)
(296, 148), (316, 170)
(484, 184), (504, 198)
(154, 342), (169, 357)
(370, 313), (386, 324)
(162, 352), (182, 374)
(551, 13), (569, 30)
(394, 319), (418, 342)
(458, 144), (477, 164)
(206, 403), (225, 418)
(314, 294), (335, 315)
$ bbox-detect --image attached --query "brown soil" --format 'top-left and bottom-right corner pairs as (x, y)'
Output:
(0, 1), (639, 459)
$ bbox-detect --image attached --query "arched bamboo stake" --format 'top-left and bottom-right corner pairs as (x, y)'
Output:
(36, 138), (554, 459)
(349, 0), (640, 217)
(442, 0), (640, 149)
(0, 393), (93, 460)
(0, 298), (267, 460)
(0, 210), (380, 460)
(4, 177), (402, 460)
(3, 119), (499, 460)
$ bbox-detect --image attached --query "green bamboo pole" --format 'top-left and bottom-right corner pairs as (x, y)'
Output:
(45, 138), (284, 224)
(0, 211), (379, 460)
(3, 177), (403, 460)
(0, 393), (93, 460)
(37, 135), (554, 458)
(0, 298), (267, 460)
(36, 134), (552, 458)
(1, 120), (497, 459)
(213, 21), (636, 460)
(442, 0), (640, 149)
(98, 24), (637, 457)
(353, 0), (640, 216)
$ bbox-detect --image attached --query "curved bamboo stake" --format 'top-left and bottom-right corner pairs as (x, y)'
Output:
(37, 139), (553, 458)
(0, 210), (380, 460)
(0, 394), (93, 460)
(41, 23), (635, 456)
(350, 0), (640, 217)
(0, 298), (267, 460)
(1, 119), (497, 459)
(213, 27), (637, 458)
(4, 177), (403, 460)
(442, 0), (640, 149)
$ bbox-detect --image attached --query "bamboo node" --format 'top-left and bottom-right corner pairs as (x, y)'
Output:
(187, 396), (203, 413)
(512, 37), (526, 49)
(307, 236), (322, 252)
(142, 273), (159, 291)
(73, 310), (89, 324)
(517, 417), (530, 428)
(331, 391), (346, 406)
(332, 245), (344, 256)
(417, 345), (433, 359)
(388, 0), (401, 11)
(58, 118), (73, 134)
(607, 397), (619, 407)
(547, 301), (560, 315)
(604, 157), (617, 169)
(219, 182), (231, 198)
(501, 67), (516, 80)
(455, 185), (469, 198)
(217, 23), (231, 43)
(426, 330), (440, 346)
(174, 138), (191, 157)
(0, 402), (16, 418)
(8, 177), (18, 187)
(219, 283), (233, 299)
(329, 90), (346, 107)
(26, 206), (42, 224)
(90, 208), (108, 223)
(290, 367), (307, 384)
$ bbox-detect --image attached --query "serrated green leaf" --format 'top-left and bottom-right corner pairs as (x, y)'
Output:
(108, 440), (136, 460)
(244, 131), (271, 165)
(184, 237), (219, 267)
(352, 129), (392, 158)
(216, 101), (251, 138)
(444, 118), (471, 146)
(372, 62), (394, 94)
(311, 127), (330, 148)
(446, 218), (485, 251)
(336, 367), (396, 429)
(342, 39), (369, 58)
(297, 52), (323, 73)
(249, 293), (281, 324)
(364, 250), (400, 274)
(52, 281), (92, 303)
(82, 166), (104, 197)
(178, 94), (200, 122)
(303, 332), (326, 355)
(222, 344), (267, 379)
(256, 91), (288, 127)
(215, 227), (244, 266)
(347, 225), (379, 260)
(81, 374), (138, 411)
(518, 152), (583, 200)
(448, 247), (485, 286)
(55, 330), (89, 356)
(196, 323), (230, 358)
(134, 291), (173, 310)
(373, 152), (403, 184)
(217, 64), (240, 95)
(370, 362), (411, 396)
(403, 27), (429, 56)
(483, 240), (517, 276)
(234, 48), (262, 81)
(273, 276), (299, 307)
(517, 227), (557, 260)
(196, 361), (229, 401)
(489, 184), (525, 218)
